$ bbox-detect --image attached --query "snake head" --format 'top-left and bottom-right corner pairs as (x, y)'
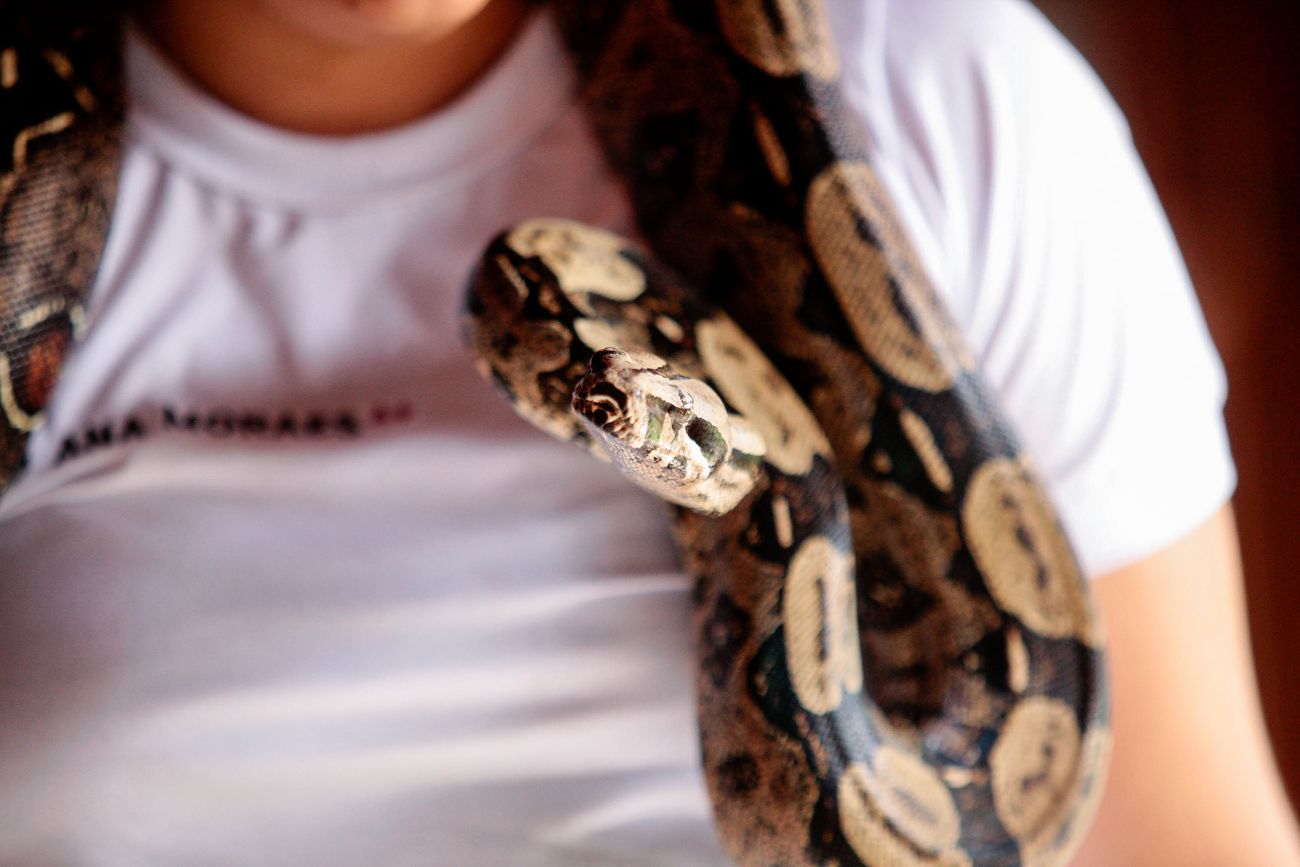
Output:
(572, 348), (762, 513)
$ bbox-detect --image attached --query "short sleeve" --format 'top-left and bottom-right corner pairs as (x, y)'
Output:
(833, 0), (1237, 577)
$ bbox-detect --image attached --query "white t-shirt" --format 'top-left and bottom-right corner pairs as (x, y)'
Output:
(0, 1), (1235, 865)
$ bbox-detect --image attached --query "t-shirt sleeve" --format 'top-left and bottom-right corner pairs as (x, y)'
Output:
(836, 0), (1236, 577)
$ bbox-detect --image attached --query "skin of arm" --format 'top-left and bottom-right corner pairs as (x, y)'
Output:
(1074, 505), (1300, 865)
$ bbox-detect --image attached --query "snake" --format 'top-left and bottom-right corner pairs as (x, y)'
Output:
(465, 2), (1111, 865)
(1, 1), (1109, 865)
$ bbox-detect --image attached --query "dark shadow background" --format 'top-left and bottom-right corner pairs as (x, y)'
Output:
(1032, 0), (1300, 809)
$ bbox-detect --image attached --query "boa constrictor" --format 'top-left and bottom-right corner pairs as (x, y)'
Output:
(0, 1), (1109, 864)
(467, 2), (1110, 865)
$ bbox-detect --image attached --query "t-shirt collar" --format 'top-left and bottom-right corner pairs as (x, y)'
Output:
(124, 8), (574, 209)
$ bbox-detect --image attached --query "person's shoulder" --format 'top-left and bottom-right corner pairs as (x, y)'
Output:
(880, 0), (1059, 48)
(829, 1), (1237, 579)
(840, 0), (1128, 137)
(876, 0), (1091, 77)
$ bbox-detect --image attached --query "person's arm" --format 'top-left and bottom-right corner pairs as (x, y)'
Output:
(1074, 504), (1300, 865)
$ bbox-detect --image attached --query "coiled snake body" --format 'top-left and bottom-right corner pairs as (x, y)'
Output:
(0, 1), (1109, 864)
(465, 2), (1110, 865)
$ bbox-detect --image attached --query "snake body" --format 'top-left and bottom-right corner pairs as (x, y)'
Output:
(0, 1), (1109, 865)
(466, 2), (1110, 865)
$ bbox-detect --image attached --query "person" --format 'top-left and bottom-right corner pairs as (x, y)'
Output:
(0, 0), (1296, 864)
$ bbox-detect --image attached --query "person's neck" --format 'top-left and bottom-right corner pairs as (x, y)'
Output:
(134, 0), (530, 136)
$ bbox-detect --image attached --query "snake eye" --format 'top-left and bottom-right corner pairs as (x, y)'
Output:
(587, 348), (624, 375)
(685, 417), (727, 467)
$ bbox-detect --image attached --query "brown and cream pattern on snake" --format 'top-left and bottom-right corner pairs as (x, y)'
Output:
(466, 2), (1110, 865)
(1, 2), (1109, 865)
(0, 5), (121, 480)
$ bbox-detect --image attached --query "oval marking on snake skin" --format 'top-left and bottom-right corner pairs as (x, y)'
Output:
(493, 320), (583, 444)
(1043, 725), (1112, 861)
(573, 318), (627, 355)
(1, 49), (16, 90)
(772, 494), (794, 549)
(0, 353), (42, 432)
(806, 162), (976, 392)
(705, 725), (823, 867)
(872, 450), (893, 475)
(654, 314), (684, 343)
(1006, 624), (1031, 695)
(899, 408), (954, 493)
(963, 457), (1093, 644)
(70, 304), (88, 341)
(839, 755), (972, 867)
(940, 766), (976, 789)
(783, 536), (861, 715)
(0, 298), (88, 434)
(1019, 724), (1111, 864)
(695, 317), (828, 476)
(495, 253), (530, 299)
(506, 220), (646, 315)
(17, 298), (68, 331)
(749, 102), (791, 187)
(715, 0), (839, 81)
(725, 413), (766, 461)
(989, 696), (1084, 859)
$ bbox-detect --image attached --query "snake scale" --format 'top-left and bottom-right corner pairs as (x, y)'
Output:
(1, 1), (1109, 865)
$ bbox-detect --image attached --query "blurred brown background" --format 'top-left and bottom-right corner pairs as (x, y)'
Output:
(1032, 0), (1300, 808)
